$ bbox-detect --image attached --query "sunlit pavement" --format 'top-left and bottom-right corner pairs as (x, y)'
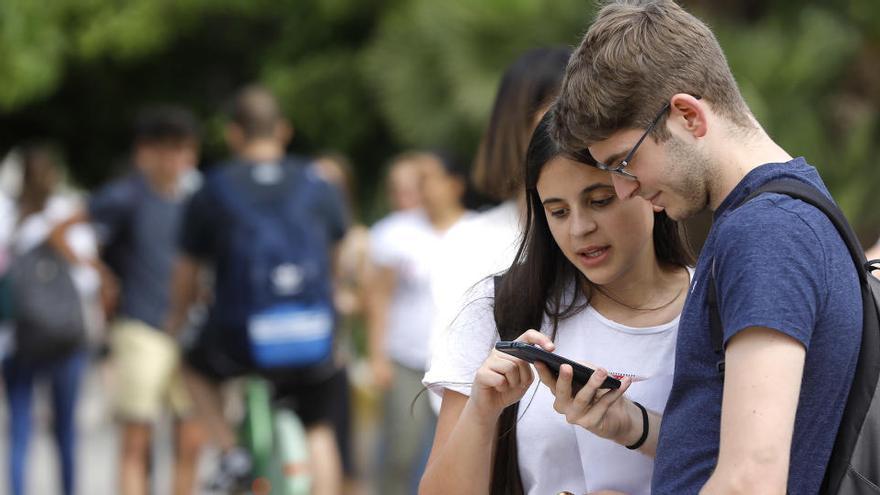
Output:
(0, 360), (219, 495)
(0, 361), (118, 494)
(0, 359), (383, 495)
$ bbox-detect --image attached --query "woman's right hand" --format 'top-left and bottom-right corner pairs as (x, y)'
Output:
(469, 329), (555, 419)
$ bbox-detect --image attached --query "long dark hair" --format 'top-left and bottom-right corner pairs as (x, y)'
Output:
(17, 143), (62, 222)
(472, 47), (572, 202)
(489, 111), (694, 493)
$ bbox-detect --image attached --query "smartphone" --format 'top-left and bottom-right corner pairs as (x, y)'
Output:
(494, 341), (621, 390)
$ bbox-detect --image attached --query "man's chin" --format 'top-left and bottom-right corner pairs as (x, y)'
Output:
(664, 204), (700, 222)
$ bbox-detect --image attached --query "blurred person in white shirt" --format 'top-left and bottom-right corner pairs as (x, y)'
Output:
(366, 151), (471, 495)
(2, 143), (107, 495)
(427, 48), (572, 412)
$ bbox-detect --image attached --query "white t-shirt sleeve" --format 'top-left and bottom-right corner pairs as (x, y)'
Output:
(369, 214), (406, 268)
(422, 278), (499, 398)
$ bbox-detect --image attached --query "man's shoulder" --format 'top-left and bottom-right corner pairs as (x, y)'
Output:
(89, 171), (147, 215)
(720, 189), (835, 245)
(97, 170), (142, 194)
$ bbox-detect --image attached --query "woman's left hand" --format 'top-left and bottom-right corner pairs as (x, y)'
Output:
(535, 361), (639, 445)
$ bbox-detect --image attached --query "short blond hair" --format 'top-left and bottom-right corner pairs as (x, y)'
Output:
(551, 0), (752, 151)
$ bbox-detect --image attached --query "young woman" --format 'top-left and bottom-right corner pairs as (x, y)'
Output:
(2, 144), (106, 495)
(420, 113), (694, 495)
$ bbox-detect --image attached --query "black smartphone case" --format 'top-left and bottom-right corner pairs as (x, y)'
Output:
(495, 341), (621, 390)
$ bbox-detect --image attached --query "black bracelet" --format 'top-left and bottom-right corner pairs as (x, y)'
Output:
(626, 401), (649, 450)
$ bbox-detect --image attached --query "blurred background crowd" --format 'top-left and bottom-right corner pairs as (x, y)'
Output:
(1, 0), (879, 494)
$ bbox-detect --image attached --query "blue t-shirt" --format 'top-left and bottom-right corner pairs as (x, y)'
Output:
(652, 158), (861, 494)
(88, 171), (185, 330)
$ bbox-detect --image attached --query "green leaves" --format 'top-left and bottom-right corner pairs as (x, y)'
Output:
(1, 0), (879, 231)
(0, 0), (66, 109)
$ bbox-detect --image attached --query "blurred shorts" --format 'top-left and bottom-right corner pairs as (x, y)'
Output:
(110, 319), (193, 421)
(184, 324), (343, 428)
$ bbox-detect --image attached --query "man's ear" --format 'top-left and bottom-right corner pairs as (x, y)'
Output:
(668, 93), (707, 139)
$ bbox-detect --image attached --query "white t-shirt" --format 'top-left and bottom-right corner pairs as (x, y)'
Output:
(423, 278), (682, 495)
(427, 200), (521, 410)
(370, 209), (472, 371)
(0, 192), (14, 274)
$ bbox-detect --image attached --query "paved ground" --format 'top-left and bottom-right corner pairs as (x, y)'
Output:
(0, 360), (384, 495)
(0, 362), (119, 494)
(0, 361), (219, 495)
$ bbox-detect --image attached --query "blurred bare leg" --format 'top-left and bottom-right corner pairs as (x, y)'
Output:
(173, 418), (206, 495)
(120, 422), (151, 495)
(308, 422), (343, 495)
(182, 367), (237, 451)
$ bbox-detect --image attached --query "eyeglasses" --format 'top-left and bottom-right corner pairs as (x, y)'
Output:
(575, 102), (671, 181)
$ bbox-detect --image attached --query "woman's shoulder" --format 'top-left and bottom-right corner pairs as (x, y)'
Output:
(425, 276), (501, 395)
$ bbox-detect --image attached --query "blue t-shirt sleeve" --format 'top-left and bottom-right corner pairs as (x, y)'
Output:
(715, 196), (829, 349)
(178, 186), (216, 260)
(87, 177), (137, 243)
(316, 177), (349, 244)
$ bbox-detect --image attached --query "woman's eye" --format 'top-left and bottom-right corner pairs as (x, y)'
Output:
(549, 208), (569, 218)
(591, 196), (615, 208)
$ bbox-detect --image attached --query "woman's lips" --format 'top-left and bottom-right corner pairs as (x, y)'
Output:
(577, 246), (610, 268)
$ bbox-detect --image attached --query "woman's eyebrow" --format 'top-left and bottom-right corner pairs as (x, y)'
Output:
(541, 183), (613, 205)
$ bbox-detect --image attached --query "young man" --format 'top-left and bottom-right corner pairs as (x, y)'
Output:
(49, 106), (204, 495)
(550, 1), (861, 493)
(166, 85), (347, 494)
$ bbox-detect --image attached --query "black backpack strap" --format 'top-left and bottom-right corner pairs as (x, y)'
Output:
(708, 260), (726, 375)
(708, 177), (868, 378)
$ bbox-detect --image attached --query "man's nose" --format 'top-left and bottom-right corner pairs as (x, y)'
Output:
(611, 173), (639, 200)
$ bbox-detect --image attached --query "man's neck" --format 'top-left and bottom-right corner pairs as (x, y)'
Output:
(709, 124), (793, 211)
(136, 165), (177, 199)
(237, 140), (285, 164)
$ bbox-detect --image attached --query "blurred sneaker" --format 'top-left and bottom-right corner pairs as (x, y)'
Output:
(206, 448), (253, 494)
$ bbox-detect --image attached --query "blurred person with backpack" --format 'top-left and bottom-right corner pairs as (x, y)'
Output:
(366, 151), (471, 495)
(165, 85), (348, 494)
(550, 1), (867, 492)
(49, 106), (204, 495)
(3, 143), (106, 495)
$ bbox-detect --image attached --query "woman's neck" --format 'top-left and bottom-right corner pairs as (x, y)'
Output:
(588, 252), (689, 327)
(426, 205), (466, 233)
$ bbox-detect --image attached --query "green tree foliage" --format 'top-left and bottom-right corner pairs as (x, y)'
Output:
(361, 0), (595, 155)
(711, 2), (880, 235)
(1, 0), (879, 232)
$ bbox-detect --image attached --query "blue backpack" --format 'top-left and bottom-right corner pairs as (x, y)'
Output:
(208, 159), (335, 370)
